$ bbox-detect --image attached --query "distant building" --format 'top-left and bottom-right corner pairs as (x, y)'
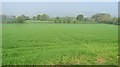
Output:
(15, 16), (19, 18)
(8, 16), (16, 19)
(85, 18), (94, 21)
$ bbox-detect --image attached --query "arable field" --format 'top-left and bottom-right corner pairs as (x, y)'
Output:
(2, 24), (118, 65)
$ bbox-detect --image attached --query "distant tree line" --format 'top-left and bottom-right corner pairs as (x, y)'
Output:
(33, 14), (49, 21)
(92, 13), (118, 25)
(2, 15), (29, 24)
(1, 13), (119, 25)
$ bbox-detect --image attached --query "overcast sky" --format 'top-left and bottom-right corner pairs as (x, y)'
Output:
(2, 2), (118, 17)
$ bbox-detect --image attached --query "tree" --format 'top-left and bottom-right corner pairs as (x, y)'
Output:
(33, 16), (37, 20)
(55, 17), (62, 23)
(16, 15), (26, 23)
(2, 15), (17, 23)
(36, 15), (41, 20)
(62, 16), (74, 23)
(2, 15), (8, 23)
(41, 14), (49, 21)
(112, 17), (118, 25)
(36, 14), (49, 21)
(92, 13), (112, 24)
(76, 14), (84, 21)
(56, 17), (60, 20)
(21, 15), (30, 20)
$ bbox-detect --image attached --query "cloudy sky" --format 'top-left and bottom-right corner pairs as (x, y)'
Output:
(2, 2), (118, 17)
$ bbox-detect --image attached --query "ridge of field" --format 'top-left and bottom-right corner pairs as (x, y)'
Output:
(24, 20), (97, 24)
(2, 24), (118, 65)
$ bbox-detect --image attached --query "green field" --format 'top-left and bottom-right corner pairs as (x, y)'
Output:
(2, 24), (118, 65)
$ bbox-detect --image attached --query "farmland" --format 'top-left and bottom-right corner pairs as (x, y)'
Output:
(2, 24), (118, 65)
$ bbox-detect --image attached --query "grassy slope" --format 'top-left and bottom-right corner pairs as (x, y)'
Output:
(2, 24), (118, 65)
